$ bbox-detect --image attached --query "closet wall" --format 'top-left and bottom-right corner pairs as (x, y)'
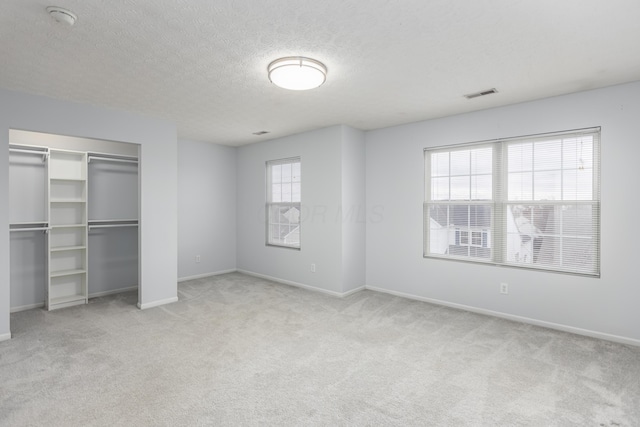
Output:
(9, 130), (139, 311)
(9, 149), (47, 309)
(88, 156), (138, 297)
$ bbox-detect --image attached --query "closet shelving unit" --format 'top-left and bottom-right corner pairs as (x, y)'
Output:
(47, 149), (89, 310)
(9, 141), (139, 312)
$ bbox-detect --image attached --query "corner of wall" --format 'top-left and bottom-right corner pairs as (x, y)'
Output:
(339, 126), (366, 293)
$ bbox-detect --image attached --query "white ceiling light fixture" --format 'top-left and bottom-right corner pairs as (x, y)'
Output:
(268, 57), (327, 91)
(47, 6), (77, 26)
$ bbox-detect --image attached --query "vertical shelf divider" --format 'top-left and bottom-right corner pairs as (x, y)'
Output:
(46, 149), (88, 310)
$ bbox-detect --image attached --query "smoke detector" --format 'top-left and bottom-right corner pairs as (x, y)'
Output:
(47, 6), (77, 26)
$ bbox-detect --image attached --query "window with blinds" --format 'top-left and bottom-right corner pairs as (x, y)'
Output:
(424, 128), (600, 276)
(266, 157), (301, 249)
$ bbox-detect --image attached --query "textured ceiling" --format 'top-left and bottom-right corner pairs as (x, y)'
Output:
(1, 1), (640, 146)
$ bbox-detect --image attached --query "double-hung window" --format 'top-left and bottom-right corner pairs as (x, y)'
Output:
(424, 128), (600, 276)
(266, 157), (301, 249)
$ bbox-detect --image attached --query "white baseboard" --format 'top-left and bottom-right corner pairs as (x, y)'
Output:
(237, 269), (362, 298)
(10, 302), (45, 313)
(178, 269), (237, 283)
(9, 287), (138, 313)
(342, 286), (366, 297)
(366, 285), (640, 348)
(0, 332), (11, 342)
(137, 296), (179, 310)
(90, 286), (138, 299)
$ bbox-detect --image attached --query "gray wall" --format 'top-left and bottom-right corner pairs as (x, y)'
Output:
(340, 126), (366, 293)
(178, 139), (237, 279)
(236, 125), (367, 295)
(88, 160), (138, 221)
(237, 126), (344, 294)
(1, 89), (178, 340)
(88, 227), (138, 295)
(88, 159), (139, 296)
(365, 81), (640, 344)
(10, 231), (46, 309)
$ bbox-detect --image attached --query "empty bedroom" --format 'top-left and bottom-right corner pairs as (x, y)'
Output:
(1, 1), (639, 425)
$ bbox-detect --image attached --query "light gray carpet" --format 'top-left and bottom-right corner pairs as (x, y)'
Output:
(1, 272), (639, 426)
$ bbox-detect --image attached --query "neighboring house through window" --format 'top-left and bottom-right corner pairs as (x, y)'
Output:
(424, 128), (600, 276)
(266, 157), (301, 249)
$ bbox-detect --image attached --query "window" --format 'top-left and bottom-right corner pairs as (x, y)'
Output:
(266, 157), (301, 249)
(424, 128), (600, 276)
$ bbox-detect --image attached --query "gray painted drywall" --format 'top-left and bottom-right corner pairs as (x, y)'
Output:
(365, 81), (640, 343)
(10, 231), (46, 309)
(178, 139), (236, 279)
(88, 159), (138, 295)
(1, 89), (178, 340)
(88, 227), (137, 295)
(236, 125), (367, 294)
(340, 126), (366, 292)
(236, 126), (344, 293)
(88, 160), (138, 221)
(9, 150), (47, 310)
(9, 151), (46, 223)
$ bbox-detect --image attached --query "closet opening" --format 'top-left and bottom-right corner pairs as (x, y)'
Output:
(8, 129), (140, 312)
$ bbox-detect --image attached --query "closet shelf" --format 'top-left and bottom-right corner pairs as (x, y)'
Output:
(50, 245), (86, 252)
(10, 221), (48, 226)
(50, 199), (86, 203)
(50, 269), (86, 278)
(10, 227), (49, 233)
(50, 177), (85, 182)
(9, 145), (49, 162)
(50, 224), (87, 229)
(49, 294), (86, 306)
(88, 219), (138, 223)
(9, 222), (50, 233)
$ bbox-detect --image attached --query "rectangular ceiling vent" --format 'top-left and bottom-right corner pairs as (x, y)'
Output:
(464, 88), (498, 99)
(252, 131), (270, 136)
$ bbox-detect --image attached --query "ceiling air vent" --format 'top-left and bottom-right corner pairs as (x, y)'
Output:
(464, 88), (498, 99)
(252, 131), (270, 136)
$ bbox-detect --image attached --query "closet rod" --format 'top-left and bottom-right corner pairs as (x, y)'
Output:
(89, 224), (138, 230)
(9, 148), (49, 162)
(10, 221), (49, 226)
(88, 156), (138, 164)
(88, 219), (138, 223)
(10, 227), (49, 232)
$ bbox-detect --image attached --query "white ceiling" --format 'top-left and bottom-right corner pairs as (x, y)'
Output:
(2, 1), (640, 146)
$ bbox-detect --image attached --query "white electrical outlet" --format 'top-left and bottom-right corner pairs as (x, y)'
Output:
(500, 282), (508, 294)
(311, 263), (316, 273)
(195, 255), (201, 263)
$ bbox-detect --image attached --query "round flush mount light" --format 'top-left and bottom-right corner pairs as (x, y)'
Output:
(47, 6), (77, 26)
(268, 57), (327, 91)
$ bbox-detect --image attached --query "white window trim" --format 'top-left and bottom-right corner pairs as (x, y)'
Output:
(424, 127), (601, 277)
(266, 157), (301, 250)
